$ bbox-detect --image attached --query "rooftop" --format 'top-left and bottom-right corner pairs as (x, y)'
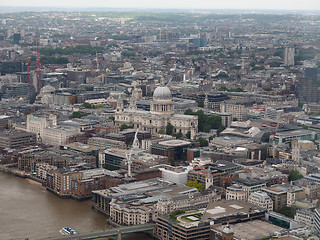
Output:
(214, 220), (284, 240)
(159, 139), (192, 147)
(203, 200), (264, 221)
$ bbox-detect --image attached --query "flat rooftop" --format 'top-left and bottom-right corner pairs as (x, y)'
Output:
(276, 129), (314, 137)
(82, 168), (121, 179)
(66, 142), (100, 152)
(104, 148), (143, 158)
(214, 220), (284, 240)
(203, 200), (263, 221)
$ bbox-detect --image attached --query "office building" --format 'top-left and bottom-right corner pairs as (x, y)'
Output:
(0, 130), (36, 149)
(46, 168), (83, 197)
(248, 191), (273, 211)
(226, 179), (266, 201)
(26, 114), (81, 146)
(156, 212), (211, 240)
(92, 178), (219, 225)
(315, 208), (320, 235)
(284, 47), (295, 66)
(262, 185), (288, 211)
(265, 211), (300, 229)
(299, 68), (319, 103)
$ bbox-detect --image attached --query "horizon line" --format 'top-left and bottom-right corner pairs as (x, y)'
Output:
(1, 6), (320, 12)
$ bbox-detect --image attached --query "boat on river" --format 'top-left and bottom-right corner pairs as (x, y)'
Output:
(59, 227), (78, 235)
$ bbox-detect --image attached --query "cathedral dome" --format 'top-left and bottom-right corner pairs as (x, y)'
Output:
(153, 86), (172, 100)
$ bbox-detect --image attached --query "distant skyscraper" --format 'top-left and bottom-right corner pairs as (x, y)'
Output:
(13, 33), (21, 44)
(284, 47), (295, 66)
(299, 68), (319, 103)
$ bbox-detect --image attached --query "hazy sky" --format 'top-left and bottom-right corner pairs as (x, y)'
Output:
(1, 0), (320, 10)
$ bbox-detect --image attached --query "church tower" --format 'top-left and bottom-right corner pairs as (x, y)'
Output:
(116, 98), (124, 113)
(204, 93), (209, 109)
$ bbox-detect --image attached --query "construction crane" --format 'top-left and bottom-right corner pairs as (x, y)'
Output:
(272, 122), (280, 159)
(36, 51), (41, 94)
(125, 128), (139, 178)
(25, 51), (41, 93)
(24, 37), (41, 94)
(25, 56), (31, 84)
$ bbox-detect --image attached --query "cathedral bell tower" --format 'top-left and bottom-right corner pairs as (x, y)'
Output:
(116, 98), (124, 113)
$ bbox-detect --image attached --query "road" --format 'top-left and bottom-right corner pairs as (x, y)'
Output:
(49, 223), (156, 240)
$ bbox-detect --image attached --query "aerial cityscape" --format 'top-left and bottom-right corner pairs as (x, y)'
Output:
(1, 2), (320, 240)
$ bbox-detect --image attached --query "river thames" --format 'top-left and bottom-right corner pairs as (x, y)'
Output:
(0, 171), (154, 240)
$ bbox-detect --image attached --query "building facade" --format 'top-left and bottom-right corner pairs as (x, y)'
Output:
(284, 47), (295, 66)
(226, 179), (266, 202)
(315, 208), (320, 235)
(248, 191), (273, 211)
(115, 84), (198, 139)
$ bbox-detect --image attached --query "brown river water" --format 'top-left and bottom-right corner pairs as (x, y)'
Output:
(0, 171), (154, 240)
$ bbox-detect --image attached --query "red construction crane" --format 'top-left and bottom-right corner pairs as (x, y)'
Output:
(24, 38), (41, 94)
(25, 56), (31, 84)
(36, 51), (41, 94)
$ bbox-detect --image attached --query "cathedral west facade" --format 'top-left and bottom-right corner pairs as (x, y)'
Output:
(115, 85), (198, 139)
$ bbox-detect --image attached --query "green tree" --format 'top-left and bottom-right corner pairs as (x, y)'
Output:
(229, 87), (244, 92)
(158, 129), (165, 134)
(217, 125), (226, 136)
(185, 180), (203, 191)
(298, 101), (305, 108)
(184, 109), (194, 115)
(198, 137), (209, 147)
(122, 51), (136, 57)
(277, 206), (296, 219)
(288, 170), (304, 182)
(174, 132), (183, 139)
(186, 131), (191, 139)
(184, 109), (223, 133)
(166, 122), (174, 135)
(93, 104), (105, 109)
(214, 72), (229, 78)
(218, 86), (228, 91)
(120, 124), (134, 131)
(72, 111), (88, 118)
(83, 102), (92, 108)
(269, 61), (281, 67)
(196, 100), (204, 107)
(263, 87), (273, 91)
(39, 45), (104, 56)
(170, 210), (186, 221)
(231, 66), (241, 70)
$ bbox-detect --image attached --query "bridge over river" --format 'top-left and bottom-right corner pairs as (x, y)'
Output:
(49, 223), (156, 240)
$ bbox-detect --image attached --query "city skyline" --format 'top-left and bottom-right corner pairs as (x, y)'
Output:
(1, 0), (320, 11)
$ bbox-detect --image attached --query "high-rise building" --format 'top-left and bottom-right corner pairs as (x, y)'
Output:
(315, 208), (320, 235)
(13, 33), (21, 44)
(284, 47), (295, 66)
(299, 68), (319, 103)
